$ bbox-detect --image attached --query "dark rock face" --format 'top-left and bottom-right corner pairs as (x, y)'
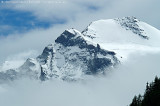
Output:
(37, 44), (54, 64)
(54, 29), (118, 75)
(56, 30), (116, 56)
(115, 16), (149, 39)
(87, 58), (112, 74)
(0, 29), (119, 82)
(55, 30), (86, 47)
(39, 66), (48, 81)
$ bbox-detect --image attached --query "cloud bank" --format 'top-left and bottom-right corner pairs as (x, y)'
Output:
(0, 52), (160, 106)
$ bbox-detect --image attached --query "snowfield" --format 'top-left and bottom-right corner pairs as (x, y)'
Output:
(82, 16), (160, 61)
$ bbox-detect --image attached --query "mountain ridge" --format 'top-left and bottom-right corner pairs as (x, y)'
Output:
(1, 16), (160, 82)
(10, 28), (119, 81)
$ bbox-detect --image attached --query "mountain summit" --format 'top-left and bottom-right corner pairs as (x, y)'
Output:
(19, 29), (119, 81)
(82, 16), (160, 45)
(1, 16), (160, 82)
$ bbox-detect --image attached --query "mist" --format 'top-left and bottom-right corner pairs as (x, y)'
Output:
(0, 52), (159, 106)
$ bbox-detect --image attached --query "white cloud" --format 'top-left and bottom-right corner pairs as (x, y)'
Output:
(0, 50), (38, 71)
(0, 25), (13, 32)
(0, 0), (160, 64)
(0, 1), (160, 106)
(0, 52), (160, 106)
(4, 0), (159, 29)
(0, 24), (68, 64)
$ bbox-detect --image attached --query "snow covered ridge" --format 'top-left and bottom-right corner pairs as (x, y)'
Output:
(25, 29), (118, 81)
(0, 29), (119, 82)
(1, 16), (160, 82)
(114, 16), (149, 39)
(82, 16), (160, 46)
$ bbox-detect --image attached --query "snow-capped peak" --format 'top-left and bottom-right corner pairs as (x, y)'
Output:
(81, 16), (160, 61)
(114, 16), (149, 39)
(82, 16), (160, 45)
(66, 28), (82, 36)
(1, 16), (160, 82)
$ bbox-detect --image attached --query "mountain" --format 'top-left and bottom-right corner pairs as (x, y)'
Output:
(82, 16), (160, 61)
(18, 29), (119, 81)
(1, 16), (160, 82)
(82, 16), (160, 44)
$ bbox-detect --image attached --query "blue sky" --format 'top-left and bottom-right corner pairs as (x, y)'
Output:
(0, 8), (66, 36)
(0, 0), (160, 37)
(0, 0), (160, 64)
(0, 0), (100, 36)
(0, 1), (100, 36)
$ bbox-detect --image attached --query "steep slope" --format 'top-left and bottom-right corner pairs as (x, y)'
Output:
(82, 16), (160, 60)
(17, 29), (118, 81)
(1, 16), (160, 82)
(82, 16), (160, 45)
